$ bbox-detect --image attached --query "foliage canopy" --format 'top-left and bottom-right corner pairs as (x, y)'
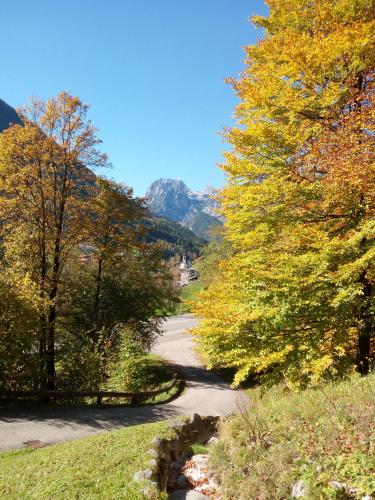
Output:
(193, 0), (375, 388)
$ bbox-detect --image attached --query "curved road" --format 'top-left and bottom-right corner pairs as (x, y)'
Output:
(0, 314), (245, 451)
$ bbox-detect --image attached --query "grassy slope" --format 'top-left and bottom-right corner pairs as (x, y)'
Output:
(210, 373), (375, 499)
(0, 421), (169, 499)
(174, 282), (204, 314)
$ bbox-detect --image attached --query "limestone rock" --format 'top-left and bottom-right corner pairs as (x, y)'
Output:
(145, 178), (221, 238)
(291, 479), (321, 498)
(133, 470), (146, 482)
(148, 458), (158, 470)
(133, 468), (154, 483)
(143, 468), (154, 480)
(207, 436), (219, 446)
(329, 481), (359, 496)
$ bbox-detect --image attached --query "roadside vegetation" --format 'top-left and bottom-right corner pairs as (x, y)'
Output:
(210, 373), (375, 499)
(0, 421), (169, 499)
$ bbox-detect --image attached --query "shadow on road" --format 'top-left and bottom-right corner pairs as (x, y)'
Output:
(0, 364), (239, 429)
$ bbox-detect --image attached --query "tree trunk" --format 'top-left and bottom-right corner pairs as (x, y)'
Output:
(38, 228), (48, 390)
(46, 302), (57, 390)
(356, 270), (372, 376)
(45, 232), (62, 390)
(93, 256), (103, 327)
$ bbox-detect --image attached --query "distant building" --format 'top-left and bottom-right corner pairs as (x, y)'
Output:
(177, 255), (199, 287)
(179, 255), (188, 272)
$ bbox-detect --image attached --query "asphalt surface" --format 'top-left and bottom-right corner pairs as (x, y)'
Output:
(0, 314), (245, 451)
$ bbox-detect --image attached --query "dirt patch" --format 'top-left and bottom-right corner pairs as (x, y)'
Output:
(23, 440), (47, 449)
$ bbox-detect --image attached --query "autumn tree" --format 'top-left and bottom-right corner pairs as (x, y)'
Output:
(0, 92), (107, 389)
(71, 177), (175, 351)
(87, 178), (143, 336)
(193, 0), (375, 387)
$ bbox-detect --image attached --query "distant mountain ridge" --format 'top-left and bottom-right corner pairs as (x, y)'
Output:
(0, 98), (22, 132)
(145, 178), (222, 239)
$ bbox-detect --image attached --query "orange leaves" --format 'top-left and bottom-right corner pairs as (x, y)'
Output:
(295, 74), (375, 232)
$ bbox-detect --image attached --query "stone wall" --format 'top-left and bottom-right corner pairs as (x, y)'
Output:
(134, 413), (220, 495)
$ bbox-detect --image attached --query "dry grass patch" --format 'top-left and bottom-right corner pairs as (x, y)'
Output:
(210, 373), (375, 499)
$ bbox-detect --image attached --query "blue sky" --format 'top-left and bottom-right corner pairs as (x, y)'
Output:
(1, 1), (267, 195)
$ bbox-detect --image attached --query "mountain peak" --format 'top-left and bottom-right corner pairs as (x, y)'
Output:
(145, 178), (221, 239)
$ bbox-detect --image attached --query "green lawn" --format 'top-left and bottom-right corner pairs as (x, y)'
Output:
(0, 421), (169, 499)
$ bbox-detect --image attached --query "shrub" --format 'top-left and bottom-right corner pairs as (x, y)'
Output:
(106, 330), (173, 393)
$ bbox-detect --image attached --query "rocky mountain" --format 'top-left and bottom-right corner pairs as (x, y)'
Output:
(145, 178), (222, 239)
(0, 98), (22, 132)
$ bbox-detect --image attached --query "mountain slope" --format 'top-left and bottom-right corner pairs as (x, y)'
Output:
(0, 99), (22, 132)
(145, 178), (222, 239)
(144, 215), (205, 260)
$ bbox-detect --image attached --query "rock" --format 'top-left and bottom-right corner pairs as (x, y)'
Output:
(143, 468), (154, 480)
(292, 479), (306, 498)
(329, 481), (359, 496)
(145, 178), (221, 238)
(133, 469), (154, 482)
(183, 455), (209, 483)
(133, 470), (146, 482)
(152, 437), (163, 447)
(148, 459), (158, 470)
(207, 436), (219, 446)
(182, 454), (220, 497)
(176, 474), (189, 488)
(168, 491), (210, 500)
(291, 479), (321, 498)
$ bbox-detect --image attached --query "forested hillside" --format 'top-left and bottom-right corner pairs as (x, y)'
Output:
(145, 215), (205, 260)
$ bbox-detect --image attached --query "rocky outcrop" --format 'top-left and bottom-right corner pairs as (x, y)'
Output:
(145, 179), (222, 239)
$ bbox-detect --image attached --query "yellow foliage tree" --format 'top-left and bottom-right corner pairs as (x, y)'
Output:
(193, 0), (375, 387)
(0, 93), (108, 389)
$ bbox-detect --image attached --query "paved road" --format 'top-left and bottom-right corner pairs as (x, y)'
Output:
(0, 314), (245, 451)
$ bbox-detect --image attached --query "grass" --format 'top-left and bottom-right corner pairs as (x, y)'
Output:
(210, 373), (375, 499)
(0, 421), (170, 499)
(190, 443), (208, 455)
(174, 281), (204, 314)
(155, 281), (204, 317)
